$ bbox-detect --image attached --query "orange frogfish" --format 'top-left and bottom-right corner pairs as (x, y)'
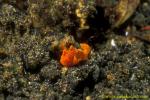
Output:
(60, 43), (91, 67)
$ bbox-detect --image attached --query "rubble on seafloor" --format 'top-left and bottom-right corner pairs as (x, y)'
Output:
(0, 0), (150, 99)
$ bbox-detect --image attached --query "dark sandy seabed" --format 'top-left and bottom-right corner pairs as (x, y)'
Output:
(0, 0), (150, 100)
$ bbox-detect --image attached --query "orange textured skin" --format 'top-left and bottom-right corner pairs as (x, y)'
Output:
(60, 43), (91, 67)
(80, 43), (91, 59)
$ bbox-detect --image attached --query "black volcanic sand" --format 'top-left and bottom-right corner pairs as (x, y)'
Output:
(0, 0), (150, 100)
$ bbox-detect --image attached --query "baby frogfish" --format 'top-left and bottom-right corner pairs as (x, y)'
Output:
(60, 43), (91, 67)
